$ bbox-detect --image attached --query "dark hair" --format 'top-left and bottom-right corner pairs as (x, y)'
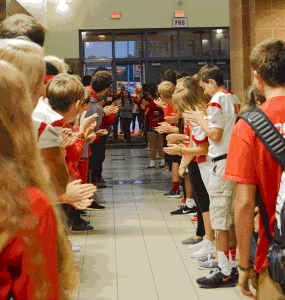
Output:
(0, 14), (45, 47)
(180, 71), (191, 78)
(148, 83), (157, 98)
(250, 39), (285, 87)
(121, 90), (132, 107)
(82, 75), (92, 87)
(91, 71), (113, 93)
(197, 64), (224, 87)
(161, 69), (177, 85)
(45, 61), (59, 76)
(142, 83), (149, 93)
(92, 66), (107, 76)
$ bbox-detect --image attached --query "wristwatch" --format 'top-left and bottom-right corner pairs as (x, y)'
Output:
(238, 264), (253, 272)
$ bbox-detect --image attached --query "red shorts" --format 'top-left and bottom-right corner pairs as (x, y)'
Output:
(77, 158), (89, 184)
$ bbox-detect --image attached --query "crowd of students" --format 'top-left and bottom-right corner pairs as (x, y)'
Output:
(0, 12), (284, 300)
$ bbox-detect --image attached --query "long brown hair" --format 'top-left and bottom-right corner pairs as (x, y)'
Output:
(172, 87), (207, 115)
(0, 61), (77, 298)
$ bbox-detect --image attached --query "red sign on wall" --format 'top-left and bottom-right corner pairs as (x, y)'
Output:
(111, 12), (121, 19)
(175, 11), (185, 17)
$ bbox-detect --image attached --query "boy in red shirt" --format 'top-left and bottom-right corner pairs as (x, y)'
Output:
(224, 39), (285, 299)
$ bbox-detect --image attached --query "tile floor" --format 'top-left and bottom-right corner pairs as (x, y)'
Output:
(70, 148), (251, 300)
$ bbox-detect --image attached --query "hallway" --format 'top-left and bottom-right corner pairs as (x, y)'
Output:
(70, 148), (248, 300)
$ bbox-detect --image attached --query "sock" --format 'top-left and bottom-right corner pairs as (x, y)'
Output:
(160, 159), (165, 165)
(186, 198), (195, 208)
(149, 160), (155, 167)
(173, 182), (179, 192)
(217, 251), (231, 276)
(229, 246), (237, 268)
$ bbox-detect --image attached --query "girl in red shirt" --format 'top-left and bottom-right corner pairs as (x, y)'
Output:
(0, 62), (77, 299)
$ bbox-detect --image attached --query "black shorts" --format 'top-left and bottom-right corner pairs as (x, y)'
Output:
(165, 153), (182, 164)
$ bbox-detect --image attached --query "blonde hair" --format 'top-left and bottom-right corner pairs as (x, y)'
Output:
(46, 74), (85, 113)
(45, 55), (67, 74)
(158, 81), (175, 99)
(0, 39), (45, 98)
(172, 87), (207, 114)
(0, 61), (77, 299)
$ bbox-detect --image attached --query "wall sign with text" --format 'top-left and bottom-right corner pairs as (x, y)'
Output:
(172, 17), (188, 28)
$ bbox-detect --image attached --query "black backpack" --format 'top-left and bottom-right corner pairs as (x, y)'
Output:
(240, 106), (285, 285)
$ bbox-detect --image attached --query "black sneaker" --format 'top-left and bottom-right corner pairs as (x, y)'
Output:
(80, 218), (90, 225)
(231, 267), (239, 283)
(197, 268), (236, 288)
(71, 223), (94, 232)
(170, 206), (197, 216)
(164, 189), (181, 198)
(88, 201), (105, 210)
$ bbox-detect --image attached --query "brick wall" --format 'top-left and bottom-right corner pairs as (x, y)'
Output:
(229, 0), (285, 102)
(65, 58), (80, 76)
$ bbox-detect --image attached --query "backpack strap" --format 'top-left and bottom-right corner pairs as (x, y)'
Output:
(240, 106), (285, 244)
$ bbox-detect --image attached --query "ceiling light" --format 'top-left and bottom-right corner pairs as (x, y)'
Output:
(56, 0), (69, 12)
(217, 29), (223, 34)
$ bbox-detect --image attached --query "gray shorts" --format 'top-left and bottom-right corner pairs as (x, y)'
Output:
(208, 159), (236, 230)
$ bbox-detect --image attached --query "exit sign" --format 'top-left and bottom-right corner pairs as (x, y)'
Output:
(172, 17), (187, 28)
(111, 12), (121, 19)
(175, 11), (185, 17)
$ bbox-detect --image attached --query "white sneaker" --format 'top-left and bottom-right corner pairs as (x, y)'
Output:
(190, 242), (216, 259)
(188, 238), (205, 251)
(72, 245), (81, 252)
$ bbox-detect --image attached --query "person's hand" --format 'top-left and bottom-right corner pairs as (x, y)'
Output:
(155, 122), (174, 134)
(154, 98), (167, 109)
(238, 268), (257, 299)
(86, 132), (97, 144)
(104, 105), (119, 116)
(59, 129), (78, 149)
(79, 111), (98, 134)
(65, 179), (97, 209)
(178, 165), (186, 177)
(165, 113), (179, 124)
(183, 109), (204, 126)
(96, 129), (108, 136)
(166, 133), (182, 144)
(112, 99), (121, 106)
(163, 144), (182, 155)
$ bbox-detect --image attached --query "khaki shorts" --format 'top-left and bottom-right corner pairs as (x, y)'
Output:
(257, 267), (285, 300)
(208, 159), (235, 230)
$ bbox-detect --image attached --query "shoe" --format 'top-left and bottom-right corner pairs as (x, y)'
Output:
(182, 236), (203, 245)
(198, 254), (215, 263)
(191, 216), (198, 222)
(96, 182), (107, 188)
(199, 258), (219, 270)
(143, 165), (155, 170)
(164, 189), (181, 198)
(71, 223), (94, 232)
(231, 267), (239, 283)
(79, 210), (87, 215)
(72, 244), (81, 252)
(181, 198), (186, 203)
(80, 218), (90, 225)
(190, 241), (216, 259)
(159, 164), (166, 168)
(188, 238), (205, 250)
(88, 201), (105, 210)
(196, 268), (236, 288)
(170, 206), (197, 216)
(98, 178), (106, 183)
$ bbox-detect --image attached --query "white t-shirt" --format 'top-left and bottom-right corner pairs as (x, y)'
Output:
(32, 99), (63, 149)
(206, 91), (241, 159)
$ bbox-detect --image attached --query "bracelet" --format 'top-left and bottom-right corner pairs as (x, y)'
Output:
(78, 133), (85, 139)
(238, 264), (253, 272)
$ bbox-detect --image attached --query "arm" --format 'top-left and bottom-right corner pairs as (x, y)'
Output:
(166, 133), (186, 144)
(234, 183), (258, 298)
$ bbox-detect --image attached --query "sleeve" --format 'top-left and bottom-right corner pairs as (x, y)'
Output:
(37, 123), (62, 149)
(65, 138), (84, 164)
(192, 126), (208, 145)
(224, 121), (258, 185)
(103, 113), (116, 125)
(206, 95), (225, 129)
(145, 101), (155, 118)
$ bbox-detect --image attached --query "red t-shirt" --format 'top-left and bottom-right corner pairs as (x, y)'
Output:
(163, 105), (178, 126)
(145, 99), (165, 127)
(224, 96), (285, 273)
(0, 187), (59, 299)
